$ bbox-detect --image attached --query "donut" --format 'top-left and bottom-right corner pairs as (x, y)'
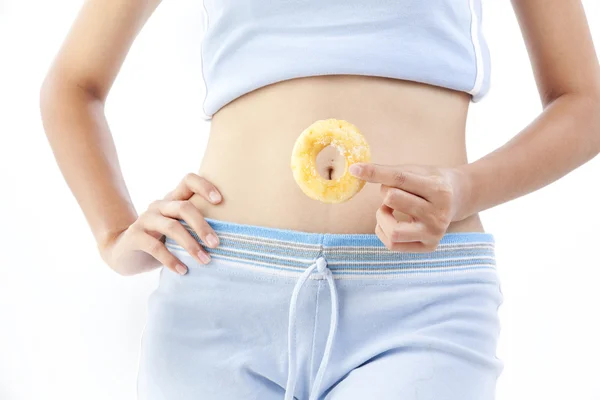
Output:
(290, 118), (371, 203)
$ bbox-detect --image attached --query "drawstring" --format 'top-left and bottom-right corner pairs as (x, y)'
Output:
(284, 257), (339, 400)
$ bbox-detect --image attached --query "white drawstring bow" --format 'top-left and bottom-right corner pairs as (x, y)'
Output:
(284, 257), (339, 400)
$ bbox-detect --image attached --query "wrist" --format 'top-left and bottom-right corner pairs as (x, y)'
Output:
(96, 225), (129, 261)
(450, 163), (477, 222)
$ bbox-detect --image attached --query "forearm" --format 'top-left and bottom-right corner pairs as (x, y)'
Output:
(456, 93), (600, 220)
(40, 76), (138, 250)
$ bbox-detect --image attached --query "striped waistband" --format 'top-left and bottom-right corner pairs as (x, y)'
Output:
(164, 218), (496, 278)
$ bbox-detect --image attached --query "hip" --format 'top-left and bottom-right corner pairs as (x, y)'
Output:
(138, 218), (503, 399)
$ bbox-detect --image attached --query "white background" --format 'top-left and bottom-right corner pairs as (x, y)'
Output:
(1, 1), (599, 399)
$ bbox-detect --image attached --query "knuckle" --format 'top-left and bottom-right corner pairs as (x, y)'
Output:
(429, 220), (446, 236)
(148, 199), (162, 210)
(189, 241), (202, 253)
(147, 239), (164, 256)
(165, 219), (180, 231)
(383, 193), (393, 207)
(183, 172), (196, 184)
(199, 177), (211, 188)
(172, 200), (184, 213)
(380, 186), (391, 200)
(435, 206), (452, 225)
(390, 229), (403, 242)
(183, 234), (201, 250)
(430, 175), (445, 185)
(364, 166), (375, 180)
(375, 207), (384, 221)
(410, 203), (426, 218)
(433, 176), (453, 196)
(181, 200), (196, 214)
(375, 225), (388, 242)
(392, 171), (407, 186)
(172, 200), (187, 214)
(385, 188), (400, 204)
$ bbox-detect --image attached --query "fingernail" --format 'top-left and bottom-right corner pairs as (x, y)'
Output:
(198, 251), (211, 264)
(176, 264), (188, 275)
(349, 164), (362, 176)
(206, 234), (219, 248)
(209, 191), (221, 203)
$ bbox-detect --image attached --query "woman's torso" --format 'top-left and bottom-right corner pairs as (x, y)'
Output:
(189, 74), (484, 234)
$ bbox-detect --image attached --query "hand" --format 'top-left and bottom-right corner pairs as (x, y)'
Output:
(349, 163), (471, 252)
(99, 173), (223, 276)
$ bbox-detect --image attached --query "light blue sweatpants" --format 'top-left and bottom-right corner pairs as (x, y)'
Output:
(137, 218), (503, 400)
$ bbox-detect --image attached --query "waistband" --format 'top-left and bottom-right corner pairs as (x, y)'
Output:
(164, 218), (496, 279)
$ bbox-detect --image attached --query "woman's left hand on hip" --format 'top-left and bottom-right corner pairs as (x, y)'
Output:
(349, 162), (470, 252)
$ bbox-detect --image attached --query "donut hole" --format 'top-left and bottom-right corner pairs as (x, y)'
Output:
(315, 145), (347, 180)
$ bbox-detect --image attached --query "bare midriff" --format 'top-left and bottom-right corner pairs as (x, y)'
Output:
(190, 74), (484, 234)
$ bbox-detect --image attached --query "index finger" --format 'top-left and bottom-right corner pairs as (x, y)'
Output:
(165, 173), (222, 204)
(349, 163), (435, 200)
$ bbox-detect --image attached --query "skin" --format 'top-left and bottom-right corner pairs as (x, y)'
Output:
(40, 0), (600, 276)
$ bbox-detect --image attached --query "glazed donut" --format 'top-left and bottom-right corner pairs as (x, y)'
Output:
(290, 118), (371, 204)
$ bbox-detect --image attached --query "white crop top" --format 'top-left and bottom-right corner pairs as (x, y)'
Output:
(198, 0), (491, 120)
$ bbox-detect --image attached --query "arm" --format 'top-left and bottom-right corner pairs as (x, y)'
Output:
(348, 0), (600, 251)
(40, 0), (163, 250)
(40, 0), (222, 274)
(456, 0), (600, 220)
